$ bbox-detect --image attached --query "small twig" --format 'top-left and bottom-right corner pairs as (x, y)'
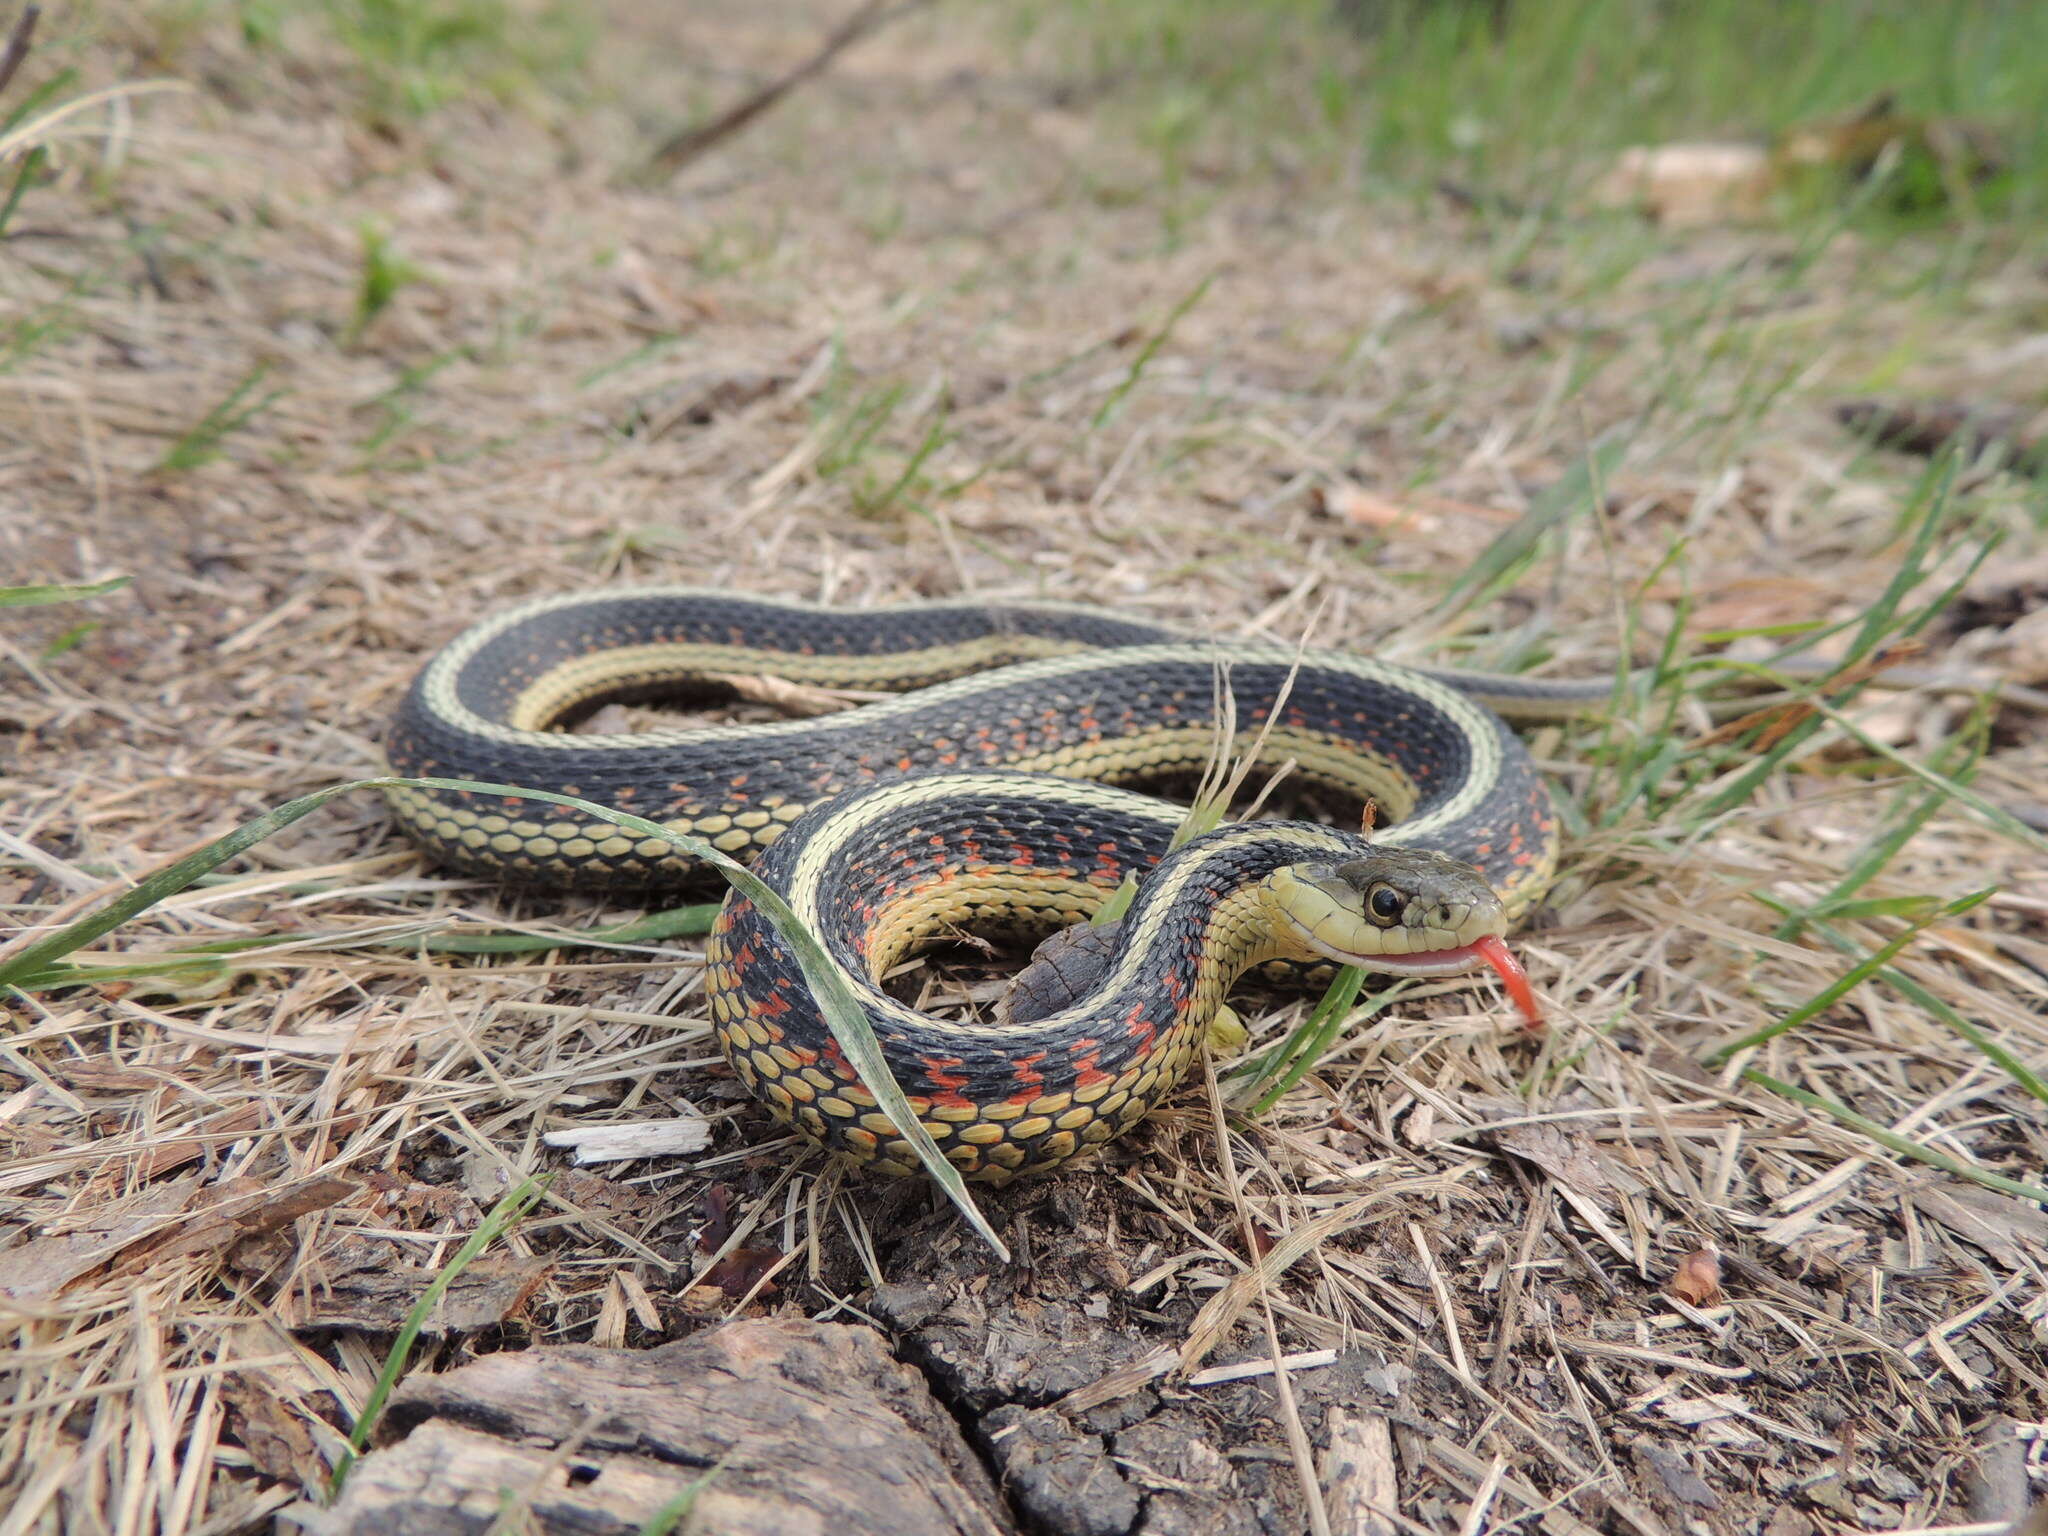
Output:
(0, 6), (39, 104)
(1187, 1349), (1338, 1387)
(644, 0), (932, 177)
(1406, 1222), (1473, 1384)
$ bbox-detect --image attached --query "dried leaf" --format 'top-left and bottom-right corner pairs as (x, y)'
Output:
(1908, 1189), (2041, 1270)
(1656, 1392), (1763, 1447)
(120, 1176), (358, 1272)
(1633, 1444), (1721, 1510)
(697, 1184), (736, 1253)
(1588, 142), (1771, 227)
(1481, 1122), (1640, 1207)
(223, 1375), (329, 1491)
(1696, 640), (1922, 750)
(704, 1245), (783, 1299)
(548, 1169), (652, 1216)
(0, 1174), (355, 1298)
(0, 1178), (201, 1300)
(1670, 1244), (1725, 1307)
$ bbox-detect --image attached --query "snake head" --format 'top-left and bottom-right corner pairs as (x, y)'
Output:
(1264, 849), (1509, 977)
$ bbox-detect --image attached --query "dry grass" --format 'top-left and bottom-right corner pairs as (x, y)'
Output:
(3, 1), (2047, 1531)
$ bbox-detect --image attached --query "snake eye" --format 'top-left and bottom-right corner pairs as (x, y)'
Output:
(1366, 884), (1403, 926)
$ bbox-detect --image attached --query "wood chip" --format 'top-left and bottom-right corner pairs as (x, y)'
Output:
(0, 1177), (201, 1300)
(118, 1176), (358, 1273)
(299, 1319), (1010, 1536)
(1587, 141), (1772, 226)
(1309, 482), (1439, 534)
(540, 1117), (712, 1164)
(1321, 1408), (1398, 1536)
(1910, 1188), (2040, 1270)
(294, 1256), (552, 1334)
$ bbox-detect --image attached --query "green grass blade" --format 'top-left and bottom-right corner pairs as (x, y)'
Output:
(328, 1175), (550, 1498)
(8, 903), (728, 992)
(0, 575), (130, 608)
(399, 779), (1009, 1262)
(1238, 972), (1419, 1118)
(1810, 699), (2048, 859)
(0, 780), (393, 990)
(1089, 872), (1140, 927)
(1804, 922), (2048, 1107)
(9, 955), (233, 991)
(1091, 274), (1211, 430)
(1740, 1069), (2048, 1207)
(1707, 888), (1995, 1065)
(1424, 432), (1626, 628)
(1772, 702), (1988, 941)
(637, 1458), (729, 1536)
(0, 143), (46, 238)
(393, 904), (724, 955)
(158, 364), (286, 472)
(1239, 965), (1366, 1113)
(1841, 453), (1962, 662)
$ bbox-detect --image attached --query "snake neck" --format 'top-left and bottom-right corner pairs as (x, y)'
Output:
(845, 861), (1306, 1037)
(1158, 878), (1310, 1013)
(1119, 829), (1344, 1001)
(972, 824), (1348, 1034)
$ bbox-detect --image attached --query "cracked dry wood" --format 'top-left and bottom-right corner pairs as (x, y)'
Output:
(291, 1319), (1016, 1536)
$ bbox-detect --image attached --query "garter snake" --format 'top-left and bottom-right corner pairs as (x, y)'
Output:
(387, 588), (1598, 1181)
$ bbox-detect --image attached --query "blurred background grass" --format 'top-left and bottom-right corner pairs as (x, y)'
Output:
(1005, 0), (2048, 230)
(116, 0), (2048, 229)
(97, 0), (2048, 294)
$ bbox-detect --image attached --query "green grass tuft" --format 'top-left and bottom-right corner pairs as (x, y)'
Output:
(346, 223), (424, 346)
(158, 364), (287, 472)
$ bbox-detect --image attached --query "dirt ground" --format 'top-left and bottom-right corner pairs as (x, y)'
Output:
(3, 1), (2047, 1532)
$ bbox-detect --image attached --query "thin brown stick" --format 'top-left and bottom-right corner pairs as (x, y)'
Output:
(0, 5), (39, 104)
(644, 0), (932, 177)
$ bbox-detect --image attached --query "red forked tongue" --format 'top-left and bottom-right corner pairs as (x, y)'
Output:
(1473, 934), (1542, 1031)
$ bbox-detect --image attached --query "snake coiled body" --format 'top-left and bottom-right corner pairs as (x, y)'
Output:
(388, 589), (1586, 1179)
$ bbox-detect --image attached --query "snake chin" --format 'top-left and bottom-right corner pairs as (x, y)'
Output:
(1263, 846), (1509, 976)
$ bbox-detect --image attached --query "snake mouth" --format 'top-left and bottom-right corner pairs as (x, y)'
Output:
(1308, 933), (1542, 1030)
(1325, 940), (1493, 977)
